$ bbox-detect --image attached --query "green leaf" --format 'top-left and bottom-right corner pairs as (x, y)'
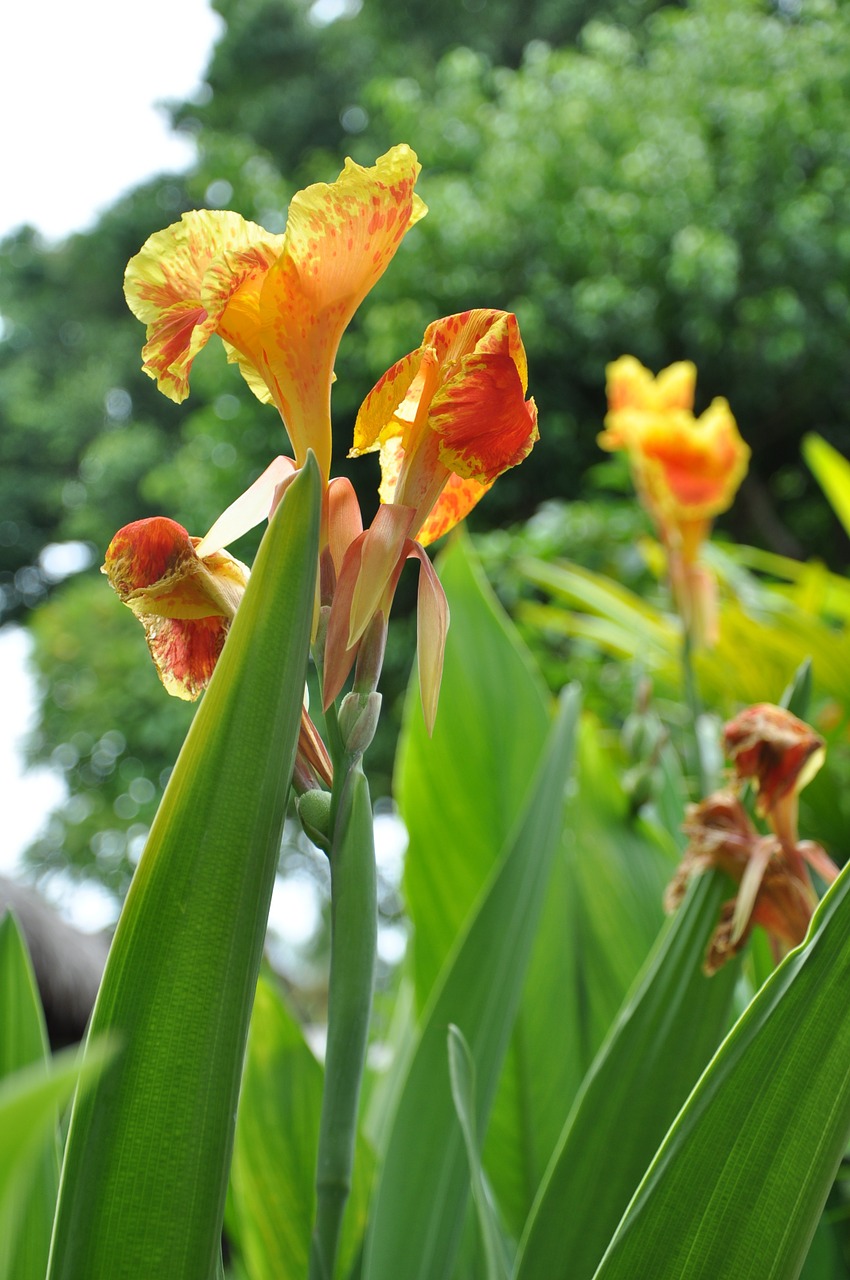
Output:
(397, 531), (552, 1008)
(228, 972), (373, 1280)
(803, 434), (850, 539)
(0, 1042), (115, 1273)
(485, 717), (674, 1236)
(515, 871), (738, 1280)
(592, 860), (850, 1280)
(362, 684), (581, 1280)
(448, 1025), (512, 1280)
(0, 912), (58, 1280)
(48, 455), (322, 1280)
(397, 536), (672, 1239)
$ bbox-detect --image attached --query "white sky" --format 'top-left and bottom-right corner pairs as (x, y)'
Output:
(0, 0), (222, 921)
(0, 0), (223, 241)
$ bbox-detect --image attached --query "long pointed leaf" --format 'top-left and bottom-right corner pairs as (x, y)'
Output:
(48, 455), (321, 1280)
(0, 1043), (114, 1263)
(803, 434), (850, 538)
(448, 1025), (512, 1280)
(593, 860), (850, 1280)
(515, 871), (738, 1280)
(0, 912), (58, 1280)
(363, 685), (581, 1280)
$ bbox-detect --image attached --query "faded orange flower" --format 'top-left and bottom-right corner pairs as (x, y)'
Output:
(103, 508), (332, 788)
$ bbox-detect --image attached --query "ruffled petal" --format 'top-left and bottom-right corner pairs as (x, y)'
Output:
(257, 145), (426, 474)
(416, 472), (492, 546)
(350, 348), (424, 455)
(125, 211), (283, 403)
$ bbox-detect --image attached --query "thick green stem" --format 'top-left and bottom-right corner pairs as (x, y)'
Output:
(309, 762), (377, 1280)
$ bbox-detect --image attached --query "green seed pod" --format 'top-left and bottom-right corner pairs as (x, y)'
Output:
(297, 788), (333, 849)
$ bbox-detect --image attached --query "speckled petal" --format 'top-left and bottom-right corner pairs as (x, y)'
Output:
(124, 211), (283, 403)
(257, 145), (426, 475)
(431, 353), (539, 485)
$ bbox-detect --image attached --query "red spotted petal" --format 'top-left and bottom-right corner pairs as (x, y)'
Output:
(430, 353), (539, 485)
(125, 211), (283, 404)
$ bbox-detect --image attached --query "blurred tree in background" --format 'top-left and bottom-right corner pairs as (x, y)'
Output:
(2, 0), (849, 899)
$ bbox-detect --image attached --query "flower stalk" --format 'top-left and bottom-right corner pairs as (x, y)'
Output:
(309, 762), (377, 1280)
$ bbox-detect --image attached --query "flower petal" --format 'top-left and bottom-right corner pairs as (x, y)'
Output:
(327, 477), (364, 578)
(195, 456), (296, 558)
(407, 542), (450, 734)
(431, 353), (539, 484)
(141, 615), (228, 701)
(257, 145), (426, 474)
(125, 211), (283, 403)
(416, 472), (493, 546)
(350, 348), (424, 456)
(348, 504), (416, 647)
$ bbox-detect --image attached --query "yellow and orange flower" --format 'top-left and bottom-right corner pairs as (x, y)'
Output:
(351, 309), (538, 544)
(124, 145), (426, 482)
(600, 355), (749, 556)
(322, 310), (538, 729)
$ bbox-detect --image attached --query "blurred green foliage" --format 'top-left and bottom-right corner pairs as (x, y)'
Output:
(3, 0), (850, 897)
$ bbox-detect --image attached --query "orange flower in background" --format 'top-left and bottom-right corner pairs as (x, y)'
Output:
(600, 355), (749, 645)
(664, 704), (837, 974)
(600, 355), (749, 541)
(322, 310), (538, 729)
(724, 704), (826, 815)
(124, 145), (426, 482)
(724, 703), (826, 854)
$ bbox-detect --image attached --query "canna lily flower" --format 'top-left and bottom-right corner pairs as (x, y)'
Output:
(124, 145), (426, 482)
(724, 703), (826, 856)
(600, 356), (749, 645)
(103, 516), (249, 702)
(600, 356), (749, 540)
(322, 310), (538, 729)
(665, 707), (837, 974)
(103, 461), (332, 789)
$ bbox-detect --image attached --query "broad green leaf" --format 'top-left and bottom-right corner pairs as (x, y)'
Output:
(363, 685), (581, 1280)
(593, 859), (850, 1280)
(515, 871), (738, 1280)
(398, 536), (672, 1237)
(0, 1042), (115, 1267)
(0, 912), (58, 1280)
(48, 455), (321, 1280)
(485, 717), (674, 1236)
(803, 434), (850, 539)
(448, 1025), (512, 1280)
(228, 972), (373, 1280)
(397, 531), (551, 1008)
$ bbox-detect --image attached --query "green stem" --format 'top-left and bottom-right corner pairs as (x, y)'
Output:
(681, 626), (711, 799)
(309, 762), (377, 1280)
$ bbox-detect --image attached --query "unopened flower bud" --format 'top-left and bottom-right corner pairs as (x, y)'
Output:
(338, 691), (382, 758)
